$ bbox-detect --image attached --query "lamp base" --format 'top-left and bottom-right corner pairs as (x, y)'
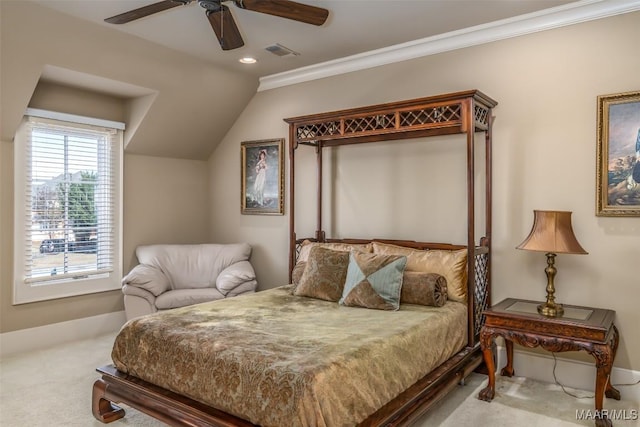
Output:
(537, 302), (564, 317)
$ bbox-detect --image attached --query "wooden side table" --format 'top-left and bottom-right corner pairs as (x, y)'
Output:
(478, 298), (620, 427)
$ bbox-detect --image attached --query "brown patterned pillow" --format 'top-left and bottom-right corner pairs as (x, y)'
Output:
(293, 247), (350, 302)
(400, 272), (448, 307)
(339, 251), (407, 311)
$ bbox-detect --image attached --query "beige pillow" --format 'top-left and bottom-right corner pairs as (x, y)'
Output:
(297, 240), (373, 263)
(291, 261), (306, 287)
(293, 246), (350, 302)
(372, 242), (467, 303)
(400, 272), (448, 307)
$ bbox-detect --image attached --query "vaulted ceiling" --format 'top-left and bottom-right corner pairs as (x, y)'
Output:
(32, 0), (577, 77)
(4, 0), (635, 160)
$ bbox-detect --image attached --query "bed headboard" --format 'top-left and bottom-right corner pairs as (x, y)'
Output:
(293, 237), (490, 345)
(284, 90), (497, 348)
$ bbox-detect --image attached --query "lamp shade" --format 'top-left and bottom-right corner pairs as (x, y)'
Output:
(516, 210), (588, 254)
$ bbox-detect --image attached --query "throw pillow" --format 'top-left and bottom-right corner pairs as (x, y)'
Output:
(297, 240), (373, 263)
(372, 242), (467, 303)
(293, 247), (350, 302)
(291, 261), (306, 287)
(400, 272), (448, 307)
(339, 251), (407, 311)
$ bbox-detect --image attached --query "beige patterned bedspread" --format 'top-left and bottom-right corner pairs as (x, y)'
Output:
(112, 285), (467, 427)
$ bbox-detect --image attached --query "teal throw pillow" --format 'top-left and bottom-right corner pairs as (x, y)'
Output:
(339, 251), (407, 311)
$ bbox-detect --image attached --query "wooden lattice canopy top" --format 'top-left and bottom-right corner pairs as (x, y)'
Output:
(284, 89), (497, 148)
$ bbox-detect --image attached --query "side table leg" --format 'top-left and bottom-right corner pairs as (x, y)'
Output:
(500, 339), (515, 377)
(605, 325), (621, 400)
(478, 328), (496, 402)
(595, 363), (613, 427)
(592, 343), (614, 427)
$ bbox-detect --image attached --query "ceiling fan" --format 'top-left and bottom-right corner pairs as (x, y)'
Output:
(104, 0), (329, 51)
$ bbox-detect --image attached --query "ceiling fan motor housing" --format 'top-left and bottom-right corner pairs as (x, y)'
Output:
(198, 0), (222, 11)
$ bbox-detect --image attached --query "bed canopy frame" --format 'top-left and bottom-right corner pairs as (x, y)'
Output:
(285, 89), (497, 349)
(92, 89), (497, 427)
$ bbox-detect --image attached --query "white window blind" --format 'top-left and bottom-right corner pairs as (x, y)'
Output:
(14, 113), (123, 304)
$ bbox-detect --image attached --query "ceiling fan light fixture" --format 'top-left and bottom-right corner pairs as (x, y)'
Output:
(239, 57), (257, 64)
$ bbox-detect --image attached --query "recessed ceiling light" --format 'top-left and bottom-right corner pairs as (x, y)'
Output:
(239, 57), (257, 64)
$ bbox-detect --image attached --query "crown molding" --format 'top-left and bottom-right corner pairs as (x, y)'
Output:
(258, 0), (640, 92)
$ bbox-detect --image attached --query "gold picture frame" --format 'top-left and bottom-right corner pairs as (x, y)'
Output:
(596, 91), (640, 216)
(241, 138), (284, 215)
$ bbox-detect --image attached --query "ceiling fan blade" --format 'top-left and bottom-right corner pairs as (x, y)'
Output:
(105, 0), (186, 24)
(235, 0), (329, 26)
(207, 5), (245, 51)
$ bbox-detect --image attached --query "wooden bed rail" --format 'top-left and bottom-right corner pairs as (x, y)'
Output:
(94, 347), (484, 427)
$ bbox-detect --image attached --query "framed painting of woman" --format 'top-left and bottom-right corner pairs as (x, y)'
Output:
(241, 138), (284, 215)
(596, 91), (640, 216)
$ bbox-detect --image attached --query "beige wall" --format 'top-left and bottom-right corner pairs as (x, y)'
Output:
(209, 12), (640, 370)
(1, 142), (210, 332)
(0, 1), (238, 333)
(123, 155), (211, 273)
(0, 82), (212, 332)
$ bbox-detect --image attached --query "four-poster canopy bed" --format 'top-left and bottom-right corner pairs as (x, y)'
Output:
(92, 89), (497, 426)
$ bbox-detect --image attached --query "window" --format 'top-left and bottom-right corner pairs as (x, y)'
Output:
(13, 109), (123, 304)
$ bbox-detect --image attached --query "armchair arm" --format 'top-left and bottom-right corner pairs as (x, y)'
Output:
(121, 264), (170, 296)
(122, 284), (157, 307)
(216, 260), (257, 295)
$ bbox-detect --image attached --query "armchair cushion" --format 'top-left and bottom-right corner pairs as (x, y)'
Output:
(155, 288), (226, 310)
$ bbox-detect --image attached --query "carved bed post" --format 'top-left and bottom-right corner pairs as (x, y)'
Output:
(316, 142), (324, 241)
(485, 110), (493, 314)
(288, 123), (297, 282)
(465, 97), (477, 348)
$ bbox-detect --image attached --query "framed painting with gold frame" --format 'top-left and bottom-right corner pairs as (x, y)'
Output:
(596, 91), (640, 217)
(241, 138), (284, 215)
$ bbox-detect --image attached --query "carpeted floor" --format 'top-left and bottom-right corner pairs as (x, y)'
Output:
(0, 333), (638, 426)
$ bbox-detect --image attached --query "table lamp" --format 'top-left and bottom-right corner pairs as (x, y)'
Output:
(516, 210), (588, 317)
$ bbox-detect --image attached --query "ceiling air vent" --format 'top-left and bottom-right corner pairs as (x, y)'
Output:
(265, 43), (300, 57)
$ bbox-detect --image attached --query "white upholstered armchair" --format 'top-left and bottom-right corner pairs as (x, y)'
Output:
(121, 243), (257, 320)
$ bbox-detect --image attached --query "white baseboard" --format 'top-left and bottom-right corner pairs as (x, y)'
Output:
(495, 345), (640, 402)
(0, 311), (126, 358)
